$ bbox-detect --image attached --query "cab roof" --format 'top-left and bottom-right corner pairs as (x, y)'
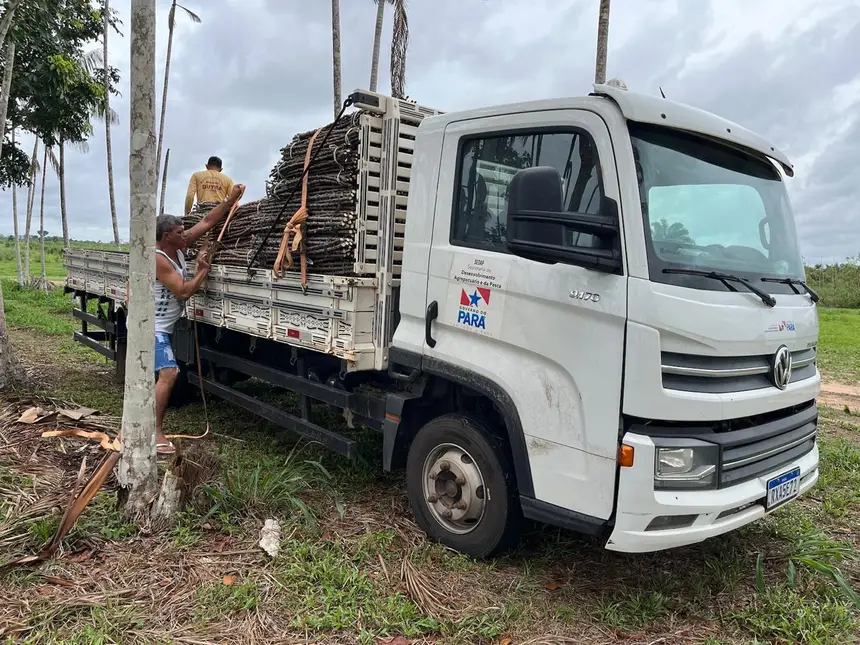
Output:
(592, 83), (793, 177)
(415, 83), (794, 177)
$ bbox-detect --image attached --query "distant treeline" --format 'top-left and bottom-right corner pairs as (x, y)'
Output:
(0, 237), (856, 308)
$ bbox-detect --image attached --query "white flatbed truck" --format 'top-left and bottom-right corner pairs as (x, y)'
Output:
(63, 84), (820, 557)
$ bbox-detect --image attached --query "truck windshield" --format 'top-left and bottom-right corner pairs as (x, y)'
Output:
(629, 123), (805, 295)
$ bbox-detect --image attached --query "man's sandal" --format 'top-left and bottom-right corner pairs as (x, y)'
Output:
(156, 441), (176, 456)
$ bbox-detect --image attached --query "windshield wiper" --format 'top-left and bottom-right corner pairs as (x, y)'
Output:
(663, 268), (776, 307)
(760, 277), (820, 303)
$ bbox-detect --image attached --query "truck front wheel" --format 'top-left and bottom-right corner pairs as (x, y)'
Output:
(406, 414), (522, 558)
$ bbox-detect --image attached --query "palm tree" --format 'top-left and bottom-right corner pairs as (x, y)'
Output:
(37, 145), (49, 290)
(54, 47), (120, 249)
(11, 128), (23, 287)
(651, 219), (694, 245)
(368, 0), (409, 98)
(331, 0), (342, 117)
(0, 17), (21, 388)
(158, 148), (169, 215)
(23, 139), (39, 284)
(368, 0), (386, 92)
(120, 0), (159, 520)
(155, 1), (200, 215)
(389, 0), (408, 99)
(2, 40), (23, 287)
(594, 0), (610, 84)
(104, 0), (120, 246)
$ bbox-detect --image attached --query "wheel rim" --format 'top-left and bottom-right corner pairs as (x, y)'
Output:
(421, 442), (486, 535)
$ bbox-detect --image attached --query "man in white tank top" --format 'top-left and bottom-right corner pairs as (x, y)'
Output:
(152, 184), (244, 454)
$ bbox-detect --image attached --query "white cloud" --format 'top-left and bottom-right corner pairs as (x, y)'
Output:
(1, 0), (858, 261)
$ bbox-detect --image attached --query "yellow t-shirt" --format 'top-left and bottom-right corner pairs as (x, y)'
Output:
(185, 169), (234, 214)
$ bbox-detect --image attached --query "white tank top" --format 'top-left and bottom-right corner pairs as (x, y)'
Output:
(154, 249), (187, 334)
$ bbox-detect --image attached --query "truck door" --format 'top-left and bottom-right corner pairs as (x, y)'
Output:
(422, 110), (628, 521)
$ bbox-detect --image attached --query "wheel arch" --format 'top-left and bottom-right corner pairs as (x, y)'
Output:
(384, 349), (534, 499)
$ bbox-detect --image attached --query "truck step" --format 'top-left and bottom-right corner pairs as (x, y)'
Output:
(197, 346), (387, 426)
(73, 332), (115, 360)
(73, 308), (115, 333)
(186, 373), (358, 459)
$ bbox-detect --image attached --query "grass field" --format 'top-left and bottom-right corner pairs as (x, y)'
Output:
(0, 246), (858, 644)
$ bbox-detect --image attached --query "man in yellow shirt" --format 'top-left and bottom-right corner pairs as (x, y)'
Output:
(184, 156), (235, 215)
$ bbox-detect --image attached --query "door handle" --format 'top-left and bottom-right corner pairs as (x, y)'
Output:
(425, 300), (438, 348)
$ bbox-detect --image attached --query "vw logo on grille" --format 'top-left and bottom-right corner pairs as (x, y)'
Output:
(772, 345), (792, 390)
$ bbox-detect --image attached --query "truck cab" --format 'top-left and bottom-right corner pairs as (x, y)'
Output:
(391, 82), (819, 554)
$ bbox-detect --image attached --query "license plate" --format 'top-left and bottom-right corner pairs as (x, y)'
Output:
(766, 467), (801, 511)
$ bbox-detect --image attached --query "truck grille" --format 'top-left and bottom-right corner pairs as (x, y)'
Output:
(715, 403), (818, 487)
(625, 402), (818, 489)
(661, 347), (816, 393)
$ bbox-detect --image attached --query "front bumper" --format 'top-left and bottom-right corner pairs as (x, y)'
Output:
(605, 432), (819, 553)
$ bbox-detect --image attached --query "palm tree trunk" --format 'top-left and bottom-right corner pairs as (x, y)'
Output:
(594, 0), (611, 84)
(39, 146), (48, 291)
(24, 139), (37, 284)
(154, 0), (176, 214)
(389, 0), (408, 99)
(331, 0), (342, 118)
(0, 32), (20, 387)
(369, 0), (385, 92)
(120, 0), (159, 520)
(158, 148), (169, 216)
(0, 0), (21, 52)
(59, 142), (69, 247)
(11, 129), (23, 287)
(104, 0), (120, 246)
(0, 41), (21, 288)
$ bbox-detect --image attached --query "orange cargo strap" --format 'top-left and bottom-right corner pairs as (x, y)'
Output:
(273, 127), (322, 284)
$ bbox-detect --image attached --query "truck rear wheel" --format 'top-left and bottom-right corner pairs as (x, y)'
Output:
(406, 414), (522, 558)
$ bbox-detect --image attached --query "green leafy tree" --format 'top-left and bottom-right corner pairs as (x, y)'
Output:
(2, 0), (121, 184)
(2, 0), (120, 277)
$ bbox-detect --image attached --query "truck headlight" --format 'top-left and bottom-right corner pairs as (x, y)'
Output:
(654, 443), (718, 490)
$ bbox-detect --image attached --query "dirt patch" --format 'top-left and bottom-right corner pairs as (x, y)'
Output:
(820, 381), (860, 410)
(8, 328), (116, 396)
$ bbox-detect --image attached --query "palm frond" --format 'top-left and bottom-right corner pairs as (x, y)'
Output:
(389, 0), (408, 99)
(78, 47), (104, 76)
(70, 140), (90, 154)
(176, 3), (201, 23)
(90, 101), (119, 125)
(45, 147), (61, 177)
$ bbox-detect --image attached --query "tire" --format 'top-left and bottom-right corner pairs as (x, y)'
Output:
(406, 413), (522, 558)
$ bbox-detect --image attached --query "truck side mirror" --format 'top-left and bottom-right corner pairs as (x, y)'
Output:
(506, 166), (623, 274)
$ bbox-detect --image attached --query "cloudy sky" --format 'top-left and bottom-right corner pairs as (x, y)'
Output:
(2, 0), (858, 263)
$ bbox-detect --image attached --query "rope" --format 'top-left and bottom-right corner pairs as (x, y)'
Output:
(164, 306), (210, 442)
(164, 183), (247, 444)
(273, 126), (322, 285)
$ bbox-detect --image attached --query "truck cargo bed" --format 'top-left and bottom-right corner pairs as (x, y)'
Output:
(63, 90), (441, 373)
(64, 248), (389, 371)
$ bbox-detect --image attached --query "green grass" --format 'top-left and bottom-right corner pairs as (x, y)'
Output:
(1, 280), (76, 335)
(2, 243), (860, 643)
(0, 238), (126, 284)
(817, 307), (860, 383)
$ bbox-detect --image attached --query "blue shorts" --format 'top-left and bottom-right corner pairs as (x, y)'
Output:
(155, 333), (178, 372)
